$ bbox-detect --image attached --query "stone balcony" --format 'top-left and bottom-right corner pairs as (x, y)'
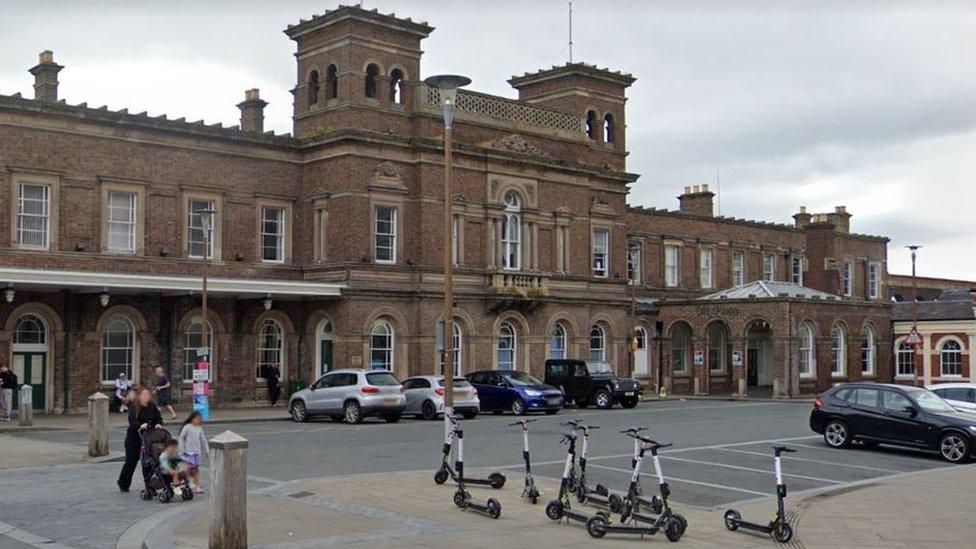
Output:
(485, 271), (550, 312)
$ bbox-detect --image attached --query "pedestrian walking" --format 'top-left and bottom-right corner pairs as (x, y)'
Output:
(178, 410), (209, 493)
(0, 363), (18, 422)
(117, 386), (162, 492)
(262, 363), (281, 407)
(153, 367), (177, 421)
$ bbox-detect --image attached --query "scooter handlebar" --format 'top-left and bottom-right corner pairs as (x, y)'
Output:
(560, 419), (599, 430)
(625, 432), (672, 449)
(773, 445), (796, 453)
(507, 418), (538, 427)
(619, 426), (648, 434)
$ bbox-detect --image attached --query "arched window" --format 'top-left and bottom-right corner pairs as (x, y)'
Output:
(389, 68), (405, 105)
(365, 63), (380, 99)
(183, 319), (214, 381)
(325, 64), (338, 100)
(830, 324), (846, 377)
(589, 325), (606, 361)
(497, 321), (517, 370)
(101, 315), (135, 383)
(585, 110), (598, 139)
(370, 319), (394, 370)
(437, 319), (462, 377)
(307, 70), (320, 108)
(501, 191), (521, 270)
(670, 322), (692, 373)
(13, 314), (46, 344)
(896, 341), (915, 377)
(603, 113), (615, 143)
(706, 322), (728, 373)
(549, 323), (567, 360)
(798, 323), (815, 377)
(257, 320), (284, 380)
(940, 339), (963, 377)
(860, 326), (875, 375)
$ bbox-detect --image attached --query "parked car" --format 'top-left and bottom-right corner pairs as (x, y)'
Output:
(403, 376), (480, 420)
(466, 370), (564, 415)
(810, 382), (976, 463)
(928, 383), (976, 414)
(544, 359), (641, 409)
(289, 369), (406, 424)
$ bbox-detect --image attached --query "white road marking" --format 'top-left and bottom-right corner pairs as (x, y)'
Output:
(585, 463), (768, 496)
(658, 455), (843, 484)
(715, 447), (904, 473)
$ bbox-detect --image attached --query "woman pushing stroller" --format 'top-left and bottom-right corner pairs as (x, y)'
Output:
(117, 386), (162, 492)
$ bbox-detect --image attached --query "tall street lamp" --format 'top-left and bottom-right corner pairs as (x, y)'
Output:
(425, 74), (470, 442)
(196, 207), (216, 370)
(907, 244), (921, 387)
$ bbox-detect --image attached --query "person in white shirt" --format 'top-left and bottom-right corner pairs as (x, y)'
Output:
(114, 373), (132, 413)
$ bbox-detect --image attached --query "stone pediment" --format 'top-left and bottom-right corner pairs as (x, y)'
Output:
(483, 134), (551, 159)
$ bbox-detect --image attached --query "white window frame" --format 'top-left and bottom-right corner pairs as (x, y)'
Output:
(549, 323), (567, 360)
(16, 183), (51, 250)
(106, 191), (137, 254)
(791, 255), (803, 285)
(763, 253), (776, 282)
(699, 248), (714, 289)
(497, 321), (517, 370)
(665, 245), (680, 287)
(939, 339), (963, 377)
(732, 251), (745, 286)
(627, 242), (642, 284)
(589, 325), (606, 361)
(868, 262), (880, 299)
(830, 324), (846, 377)
(592, 229), (609, 278)
(101, 315), (136, 383)
(256, 319), (284, 380)
(842, 261), (853, 297)
(187, 199), (215, 259)
(369, 320), (395, 370)
(183, 319), (214, 382)
(860, 327), (875, 376)
(260, 206), (286, 263)
(437, 321), (462, 377)
(896, 341), (916, 378)
(501, 192), (521, 271)
(373, 206), (397, 264)
(798, 323), (815, 378)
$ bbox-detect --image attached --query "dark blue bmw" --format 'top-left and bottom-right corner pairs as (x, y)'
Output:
(466, 370), (564, 415)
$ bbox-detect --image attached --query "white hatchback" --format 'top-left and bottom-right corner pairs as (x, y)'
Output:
(403, 376), (480, 420)
(928, 383), (976, 414)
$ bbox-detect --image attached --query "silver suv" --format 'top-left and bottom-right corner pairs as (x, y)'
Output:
(289, 369), (406, 424)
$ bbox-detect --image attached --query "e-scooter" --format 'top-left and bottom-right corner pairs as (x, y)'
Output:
(594, 426), (663, 514)
(723, 446), (796, 543)
(508, 418), (540, 504)
(563, 419), (623, 513)
(546, 431), (609, 527)
(584, 433), (686, 542)
(452, 421), (502, 519)
(434, 415), (506, 489)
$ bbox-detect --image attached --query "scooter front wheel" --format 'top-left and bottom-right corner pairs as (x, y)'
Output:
(608, 494), (623, 514)
(434, 468), (449, 485)
(545, 500), (564, 521)
(772, 522), (793, 543)
(586, 515), (608, 539)
(489, 472), (506, 489)
(665, 517), (684, 542)
(487, 498), (502, 519)
(453, 490), (467, 508)
(723, 509), (741, 531)
(650, 495), (664, 515)
(673, 513), (688, 535)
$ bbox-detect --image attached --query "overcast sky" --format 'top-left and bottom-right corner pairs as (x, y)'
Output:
(2, 0), (974, 279)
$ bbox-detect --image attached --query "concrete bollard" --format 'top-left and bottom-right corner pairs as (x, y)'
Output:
(210, 430), (248, 549)
(88, 392), (109, 457)
(18, 385), (33, 426)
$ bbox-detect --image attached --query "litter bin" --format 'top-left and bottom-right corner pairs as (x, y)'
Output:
(288, 380), (308, 397)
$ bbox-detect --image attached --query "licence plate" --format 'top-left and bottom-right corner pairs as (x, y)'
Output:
(453, 391), (467, 398)
(547, 398), (561, 405)
(383, 399), (398, 405)
(625, 392), (635, 396)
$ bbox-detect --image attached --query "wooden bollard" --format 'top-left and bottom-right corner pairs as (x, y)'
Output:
(87, 392), (109, 456)
(210, 430), (248, 549)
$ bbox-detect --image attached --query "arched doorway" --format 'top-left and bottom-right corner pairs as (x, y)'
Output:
(315, 319), (334, 376)
(634, 325), (650, 376)
(745, 319), (773, 390)
(11, 314), (49, 411)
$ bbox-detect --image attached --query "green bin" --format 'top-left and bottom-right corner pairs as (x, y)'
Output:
(288, 380), (308, 397)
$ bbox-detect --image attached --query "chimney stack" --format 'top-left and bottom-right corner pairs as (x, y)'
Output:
(237, 88), (268, 133)
(826, 205), (851, 234)
(793, 205), (812, 228)
(29, 50), (63, 102)
(678, 183), (715, 217)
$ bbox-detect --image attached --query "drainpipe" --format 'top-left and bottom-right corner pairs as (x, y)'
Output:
(787, 300), (793, 398)
(61, 290), (71, 415)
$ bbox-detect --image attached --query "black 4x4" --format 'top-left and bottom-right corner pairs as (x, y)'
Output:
(544, 359), (641, 409)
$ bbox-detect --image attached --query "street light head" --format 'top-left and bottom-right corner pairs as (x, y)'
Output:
(424, 74), (471, 106)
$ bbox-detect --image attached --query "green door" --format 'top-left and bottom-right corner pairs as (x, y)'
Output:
(12, 352), (46, 410)
(319, 339), (333, 376)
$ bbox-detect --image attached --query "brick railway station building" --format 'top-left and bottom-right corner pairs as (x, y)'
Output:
(0, 5), (892, 413)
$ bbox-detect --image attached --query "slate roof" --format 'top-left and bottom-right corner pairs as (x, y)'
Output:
(892, 290), (975, 321)
(700, 281), (841, 301)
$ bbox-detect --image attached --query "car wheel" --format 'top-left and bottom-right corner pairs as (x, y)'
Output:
(823, 419), (851, 448)
(594, 389), (613, 409)
(421, 400), (438, 420)
(939, 432), (971, 463)
(461, 410), (478, 420)
(344, 401), (363, 424)
(290, 401), (308, 423)
(621, 396), (639, 409)
(511, 398), (527, 416)
(383, 413), (401, 423)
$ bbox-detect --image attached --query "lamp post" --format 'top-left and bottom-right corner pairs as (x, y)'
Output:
(425, 74), (470, 443)
(907, 244), (921, 387)
(197, 207), (216, 369)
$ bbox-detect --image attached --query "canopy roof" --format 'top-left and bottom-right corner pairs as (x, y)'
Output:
(700, 281), (841, 301)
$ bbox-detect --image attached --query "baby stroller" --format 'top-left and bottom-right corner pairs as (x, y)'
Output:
(138, 427), (194, 503)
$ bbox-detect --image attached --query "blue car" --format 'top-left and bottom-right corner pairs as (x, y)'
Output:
(466, 370), (564, 415)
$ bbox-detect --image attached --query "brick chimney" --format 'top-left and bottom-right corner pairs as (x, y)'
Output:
(29, 50), (63, 102)
(793, 206), (812, 228)
(826, 205), (851, 234)
(678, 184), (715, 217)
(237, 88), (268, 133)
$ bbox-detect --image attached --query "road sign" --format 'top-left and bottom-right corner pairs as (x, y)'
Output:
(905, 327), (922, 346)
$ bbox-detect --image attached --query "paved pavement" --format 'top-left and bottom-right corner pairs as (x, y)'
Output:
(0, 399), (972, 548)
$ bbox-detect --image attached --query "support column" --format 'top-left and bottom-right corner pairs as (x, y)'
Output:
(732, 339), (747, 397)
(210, 431), (249, 549)
(88, 392), (109, 457)
(692, 339), (708, 395)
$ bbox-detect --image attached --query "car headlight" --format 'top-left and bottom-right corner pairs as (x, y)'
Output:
(611, 381), (620, 389)
(524, 389), (542, 397)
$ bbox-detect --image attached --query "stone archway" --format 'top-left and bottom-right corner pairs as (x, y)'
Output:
(744, 318), (774, 395)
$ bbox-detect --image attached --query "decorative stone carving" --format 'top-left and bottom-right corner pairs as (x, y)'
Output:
(485, 134), (551, 158)
(368, 161), (406, 191)
(373, 161), (400, 178)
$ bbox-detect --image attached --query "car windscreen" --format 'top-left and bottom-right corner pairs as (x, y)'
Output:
(586, 361), (614, 375)
(437, 378), (472, 388)
(907, 388), (957, 413)
(504, 371), (543, 386)
(365, 372), (400, 386)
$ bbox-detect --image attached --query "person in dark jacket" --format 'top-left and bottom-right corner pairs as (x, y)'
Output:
(117, 386), (163, 492)
(262, 364), (282, 407)
(0, 364), (17, 422)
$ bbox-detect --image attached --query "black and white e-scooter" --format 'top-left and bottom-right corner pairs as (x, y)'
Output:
(434, 415), (506, 489)
(594, 426), (663, 514)
(564, 420), (623, 513)
(451, 419), (502, 519)
(724, 446), (796, 543)
(508, 418), (540, 504)
(585, 433), (686, 542)
(546, 431), (609, 527)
